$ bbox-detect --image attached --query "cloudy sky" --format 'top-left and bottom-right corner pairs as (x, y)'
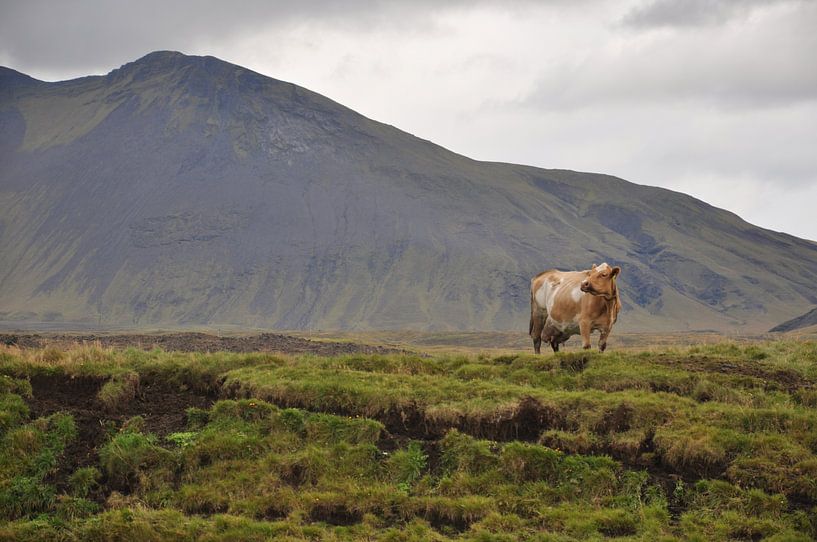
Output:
(2, 0), (816, 240)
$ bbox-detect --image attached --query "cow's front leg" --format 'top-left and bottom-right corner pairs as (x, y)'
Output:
(599, 328), (610, 352)
(579, 320), (592, 350)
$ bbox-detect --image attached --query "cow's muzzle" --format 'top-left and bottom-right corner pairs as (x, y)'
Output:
(580, 281), (591, 293)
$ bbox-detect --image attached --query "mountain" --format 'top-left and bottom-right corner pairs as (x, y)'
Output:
(2, 51), (817, 332)
(770, 307), (817, 333)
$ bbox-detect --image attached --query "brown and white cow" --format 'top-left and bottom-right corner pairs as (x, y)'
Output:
(529, 263), (622, 353)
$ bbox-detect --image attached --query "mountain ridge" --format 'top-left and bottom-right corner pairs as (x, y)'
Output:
(770, 307), (817, 333)
(2, 51), (816, 332)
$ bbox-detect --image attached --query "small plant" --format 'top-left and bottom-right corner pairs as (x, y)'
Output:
(166, 431), (198, 449)
(0, 475), (55, 520)
(500, 441), (560, 483)
(618, 470), (649, 512)
(304, 412), (383, 445)
(98, 372), (140, 412)
(185, 407), (209, 429)
(120, 415), (146, 434)
(673, 478), (688, 504)
(280, 408), (306, 435)
(55, 495), (99, 520)
(0, 375), (32, 397)
(68, 467), (101, 498)
(440, 430), (497, 474)
(0, 393), (29, 432)
(388, 441), (427, 492)
(99, 426), (174, 488)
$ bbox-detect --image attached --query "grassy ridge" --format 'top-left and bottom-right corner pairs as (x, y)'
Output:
(0, 341), (815, 540)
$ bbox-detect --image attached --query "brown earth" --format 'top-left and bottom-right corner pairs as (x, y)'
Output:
(28, 373), (214, 498)
(651, 354), (812, 391)
(0, 332), (407, 355)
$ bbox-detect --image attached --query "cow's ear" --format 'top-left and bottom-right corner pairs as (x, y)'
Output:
(591, 264), (597, 270)
(611, 266), (621, 277)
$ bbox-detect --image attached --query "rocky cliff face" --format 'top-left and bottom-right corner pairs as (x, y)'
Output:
(2, 51), (816, 331)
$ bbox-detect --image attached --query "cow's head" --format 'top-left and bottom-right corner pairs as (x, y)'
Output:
(580, 263), (620, 299)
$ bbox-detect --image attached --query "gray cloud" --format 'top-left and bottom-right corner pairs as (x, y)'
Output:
(0, 1), (550, 80)
(0, 0), (454, 79)
(516, 2), (817, 113)
(620, 0), (800, 28)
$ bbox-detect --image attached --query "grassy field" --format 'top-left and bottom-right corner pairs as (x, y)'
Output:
(288, 330), (815, 355)
(0, 340), (816, 540)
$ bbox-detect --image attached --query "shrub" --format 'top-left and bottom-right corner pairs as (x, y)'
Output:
(595, 508), (639, 537)
(279, 408), (306, 435)
(55, 495), (99, 520)
(304, 412), (383, 445)
(98, 372), (140, 411)
(68, 467), (101, 498)
(0, 393), (29, 433)
(209, 399), (277, 425)
(0, 375), (32, 397)
(388, 441), (428, 491)
(0, 476), (55, 519)
(440, 430), (497, 474)
(499, 442), (560, 483)
(99, 426), (174, 488)
(185, 407), (209, 429)
(166, 431), (198, 449)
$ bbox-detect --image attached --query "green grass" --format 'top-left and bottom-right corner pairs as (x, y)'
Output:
(0, 340), (816, 539)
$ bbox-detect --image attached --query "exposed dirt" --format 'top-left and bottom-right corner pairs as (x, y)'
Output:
(593, 403), (634, 434)
(0, 332), (407, 356)
(27, 373), (214, 498)
(308, 503), (363, 526)
(653, 354), (812, 391)
(28, 374), (105, 484)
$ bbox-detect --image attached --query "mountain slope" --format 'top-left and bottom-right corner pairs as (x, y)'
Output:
(2, 51), (816, 332)
(770, 308), (817, 333)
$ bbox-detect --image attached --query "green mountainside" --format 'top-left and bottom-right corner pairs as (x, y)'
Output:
(1, 51), (816, 331)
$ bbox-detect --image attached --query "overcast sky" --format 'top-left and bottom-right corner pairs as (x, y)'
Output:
(2, 0), (816, 240)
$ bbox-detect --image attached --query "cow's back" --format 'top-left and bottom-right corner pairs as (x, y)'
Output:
(531, 269), (587, 323)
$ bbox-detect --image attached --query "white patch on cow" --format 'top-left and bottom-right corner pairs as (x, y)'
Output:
(534, 283), (549, 310)
(549, 280), (573, 314)
(535, 278), (561, 315)
(596, 262), (610, 272)
(570, 286), (583, 302)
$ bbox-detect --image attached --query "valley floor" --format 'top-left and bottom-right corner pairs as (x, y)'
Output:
(0, 339), (816, 540)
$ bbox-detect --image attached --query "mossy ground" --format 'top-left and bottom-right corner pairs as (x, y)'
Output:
(0, 340), (815, 540)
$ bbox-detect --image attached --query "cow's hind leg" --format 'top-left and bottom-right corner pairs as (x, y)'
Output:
(530, 311), (545, 354)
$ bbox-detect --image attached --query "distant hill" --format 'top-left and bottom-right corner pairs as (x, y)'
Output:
(770, 307), (817, 333)
(2, 51), (817, 331)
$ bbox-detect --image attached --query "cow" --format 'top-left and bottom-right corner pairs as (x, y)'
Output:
(529, 263), (621, 354)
